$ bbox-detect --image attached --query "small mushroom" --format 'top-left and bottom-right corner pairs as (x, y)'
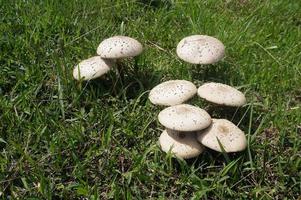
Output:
(159, 129), (204, 159)
(97, 36), (143, 59)
(197, 119), (247, 153)
(149, 80), (197, 106)
(197, 82), (246, 107)
(73, 56), (114, 81)
(176, 35), (225, 64)
(158, 104), (212, 132)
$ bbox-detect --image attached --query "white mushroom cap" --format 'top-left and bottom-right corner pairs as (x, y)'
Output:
(176, 35), (225, 64)
(149, 80), (197, 106)
(197, 82), (246, 107)
(159, 129), (204, 159)
(97, 36), (143, 59)
(73, 56), (114, 81)
(158, 104), (212, 132)
(197, 119), (247, 153)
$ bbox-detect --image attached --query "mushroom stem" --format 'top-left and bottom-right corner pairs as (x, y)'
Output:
(112, 59), (124, 93)
(166, 129), (186, 139)
(178, 132), (186, 139)
(116, 59), (124, 83)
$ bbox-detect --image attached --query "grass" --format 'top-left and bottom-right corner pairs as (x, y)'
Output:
(0, 0), (301, 199)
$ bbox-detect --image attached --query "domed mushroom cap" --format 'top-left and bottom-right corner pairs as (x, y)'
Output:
(97, 36), (143, 59)
(149, 80), (197, 106)
(176, 35), (225, 64)
(197, 82), (246, 107)
(158, 104), (212, 132)
(73, 56), (114, 81)
(159, 129), (204, 159)
(197, 119), (247, 153)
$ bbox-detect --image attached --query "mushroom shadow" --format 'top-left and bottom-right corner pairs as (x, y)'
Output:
(137, 0), (174, 9)
(190, 61), (239, 83)
(81, 58), (164, 102)
(168, 148), (247, 176)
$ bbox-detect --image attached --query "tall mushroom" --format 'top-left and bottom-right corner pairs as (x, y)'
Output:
(97, 36), (143, 77)
(149, 80), (197, 106)
(176, 35), (225, 65)
(158, 104), (212, 159)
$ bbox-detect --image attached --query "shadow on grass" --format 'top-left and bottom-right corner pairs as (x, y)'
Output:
(137, 0), (174, 9)
(190, 61), (240, 83)
(166, 148), (247, 180)
(80, 57), (163, 102)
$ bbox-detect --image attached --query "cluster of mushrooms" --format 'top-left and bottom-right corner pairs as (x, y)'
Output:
(73, 35), (248, 160)
(73, 36), (143, 81)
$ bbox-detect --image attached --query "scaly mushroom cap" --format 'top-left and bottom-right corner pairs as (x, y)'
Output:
(159, 129), (204, 159)
(197, 119), (247, 152)
(158, 104), (212, 132)
(197, 82), (246, 107)
(149, 80), (197, 106)
(73, 56), (114, 81)
(176, 35), (225, 64)
(97, 36), (143, 59)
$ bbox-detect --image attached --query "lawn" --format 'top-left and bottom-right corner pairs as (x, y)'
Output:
(1, 0), (301, 199)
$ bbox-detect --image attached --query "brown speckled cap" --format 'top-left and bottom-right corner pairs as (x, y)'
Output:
(158, 104), (212, 132)
(73, 56), (114, 81)
(159, 129), (204, 159)
(197, 82), (246, 107)
(97, 36), (143, 59)
(149, 80), (197, 106)
(197, 119), (247, 152)
(176, 35), (225, 64)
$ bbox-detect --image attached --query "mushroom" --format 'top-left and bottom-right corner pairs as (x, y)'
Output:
(176, 35), (225, 65)
(157, 104), (212, 159)
(197, 82), (246, 107)
(159, 129), (204, 159)
(197, 119), (247, 152)
(149, 80), (197, 106)
(97, 35), (143, 82)
(73, 56), (114, 81)
(97, 36), (143, 59)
